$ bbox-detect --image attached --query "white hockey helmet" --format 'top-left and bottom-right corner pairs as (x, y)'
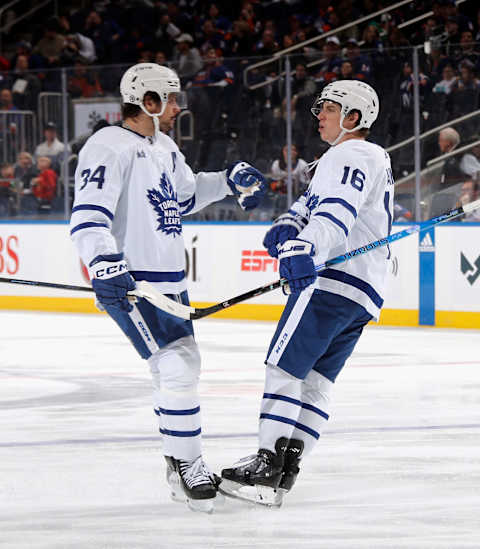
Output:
(120, 63), (186, 116)
(311, 80), (379, 144)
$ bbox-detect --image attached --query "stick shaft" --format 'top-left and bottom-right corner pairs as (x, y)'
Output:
(0, 277), (93, 292)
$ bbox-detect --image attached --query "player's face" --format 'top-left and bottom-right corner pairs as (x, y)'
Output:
(158, 93), (181, 132)
(315, 101), (342, 143)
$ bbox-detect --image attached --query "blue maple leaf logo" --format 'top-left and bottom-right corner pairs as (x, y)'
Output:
(306, 192), (320, 212)
(147, 172), (181, 236)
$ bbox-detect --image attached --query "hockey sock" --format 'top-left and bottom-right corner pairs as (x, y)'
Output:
(159, 387), (202, 461)
(290, 370), (333, 457)
(258, 364), (303, 452)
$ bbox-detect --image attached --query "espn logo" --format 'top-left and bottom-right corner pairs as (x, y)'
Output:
(241, 250), (278, 272)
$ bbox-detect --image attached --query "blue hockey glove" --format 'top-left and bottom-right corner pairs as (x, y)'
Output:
(90, 253), (136, 312)
(278, 239), (317, 294)
(263, 211), (309, 258)
(226, 161), (266, 211)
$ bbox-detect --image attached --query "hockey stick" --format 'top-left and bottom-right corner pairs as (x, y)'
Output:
(0, 276), (180, 316)
(140, 197), (480, 321)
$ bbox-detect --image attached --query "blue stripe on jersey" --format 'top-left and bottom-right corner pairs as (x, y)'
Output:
(156, 406), (200, 416)
(179, 196), (196, 215)
(314, 212), (349, 236)
(263, 393), (329, 420)
(260, 413), (320, 440)
(71, 204), (114, 220)
(70, 221), (109, 235)
(159, 427), (201, 437)
(319, 268), (384, 308)
(319, 197), (357, 218)
(287, 209), (309, 224)
(130, 270), (185, 282)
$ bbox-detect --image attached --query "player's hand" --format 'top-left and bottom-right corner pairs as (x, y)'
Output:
(226, 161), (266, 211)
(278, 239), (316, 294)
(90, 253), (136, 312)
(263, 212), (308, 258)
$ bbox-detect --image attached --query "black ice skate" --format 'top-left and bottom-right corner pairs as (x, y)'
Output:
(165, 455), (219, 513)
(219, 437), (288, 507)
(278, 438), (304, 492)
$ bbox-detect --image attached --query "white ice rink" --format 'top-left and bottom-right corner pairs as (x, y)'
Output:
(1, 310), (480, 549)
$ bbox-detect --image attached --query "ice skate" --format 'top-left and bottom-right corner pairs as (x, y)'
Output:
(165, 455), (220, 513)
(272, 438), (305, 506)
(219, 437), (288, 507)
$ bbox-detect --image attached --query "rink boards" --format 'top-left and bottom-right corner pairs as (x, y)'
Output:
(0, 221), (479, 328)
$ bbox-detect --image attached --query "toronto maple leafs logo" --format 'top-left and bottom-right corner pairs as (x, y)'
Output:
(305, 191), (320, 212)
(147, 172), (181, 236)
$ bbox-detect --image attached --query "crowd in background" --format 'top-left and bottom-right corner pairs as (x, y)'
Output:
(0, 0), (479, 219)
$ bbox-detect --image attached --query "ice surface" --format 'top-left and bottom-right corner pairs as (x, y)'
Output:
(1, 311), (480, 548)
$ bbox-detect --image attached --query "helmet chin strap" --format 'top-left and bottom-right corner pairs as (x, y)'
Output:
(139, 101), (167, 140)
(328, 115), (361, 146)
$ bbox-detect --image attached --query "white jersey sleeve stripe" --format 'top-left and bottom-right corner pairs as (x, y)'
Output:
(313, 211), (349, 237)
(71, 204), (114, 220)
(70, 221), (109, 235)
(318, 197), (357, 218)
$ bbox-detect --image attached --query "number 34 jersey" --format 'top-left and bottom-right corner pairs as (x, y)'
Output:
(293, 139), (395, 319)
(70, 125), (230, 295)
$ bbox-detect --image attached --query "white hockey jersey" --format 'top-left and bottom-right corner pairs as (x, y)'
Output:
(292, 139), (394, 319)
(70, 125), (230, 294)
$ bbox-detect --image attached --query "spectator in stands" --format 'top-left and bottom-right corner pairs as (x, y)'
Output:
(198, 19), (226, 56)
(67, 60), (104, 98)
(452, 60), (480, 93)
(457, 179), (480, 221)
(455, 30), (480, 67)
(460, 143), (480, 178)
(154, 11), (181, 58)
(32, 17), (65, 68)
(34, 122), (68, 161)
(286, 63), (316, 118)
(312, 37), (342, 86)
(432, 63), (457, 95)
(255, 29), (280, 57)
(31, 156), (57, 209)
(11, 54), (41, 111)
(0, 163), (15, 216)
(225, 20), (253, 59)
(437, 127), (464, 190)
(190, 48), (234, 88)
(172, 33), (203, 85)
(393, 202), (413, 222)
(83, 10), (123, 63)
(205, 3), (231, 33)
(0, 88), (18, 112)
(155, 51), (167, 66)
(270, 144), (309, 196)
(344, 38), (372, 81)
(339, 60), (355, 81)
(14, 151), (36, 192)
(62, 33), (97, 65)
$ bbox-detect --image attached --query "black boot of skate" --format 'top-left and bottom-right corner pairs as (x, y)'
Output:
(219, 437), (288, 506)
(278, 438), (304, 492)
(165, 455), (217, 513)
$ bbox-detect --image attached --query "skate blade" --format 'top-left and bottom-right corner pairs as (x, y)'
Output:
(219, 479), (283, 508)
(187, 497), (215, 514)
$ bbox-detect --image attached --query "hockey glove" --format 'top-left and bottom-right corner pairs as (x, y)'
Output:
(226, 161), (266, 211)
(278, 239), (317, 294)
(263, 211), (308, 258)
(90, 253), (136, 312)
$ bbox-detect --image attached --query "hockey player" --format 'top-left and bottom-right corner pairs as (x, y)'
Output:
(70, 63), (266, 513)
(220, 80), (394, 506)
